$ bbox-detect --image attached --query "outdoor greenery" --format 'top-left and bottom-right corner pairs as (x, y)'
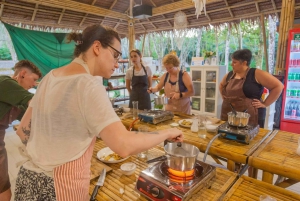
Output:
(0, 45), (12, 60)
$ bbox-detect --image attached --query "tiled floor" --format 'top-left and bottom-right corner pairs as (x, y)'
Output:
(4, 124), (300, 200)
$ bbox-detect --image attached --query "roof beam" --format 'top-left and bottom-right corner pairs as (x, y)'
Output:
(0, 0), (4, 18)
(206, 13), (211, 21)
(79, 0), (97, 27)
(109, 0), (118, 9)
(224, 0), (234, 17)
(58, 8), (65, 24)
(152, 0), (221, 16)
(149, 0), (157, 7)
(31, 3), (38, 21)
(138, 0), (272, 26)
(20, 0), (127, 20)
(255, 2), (260, 13)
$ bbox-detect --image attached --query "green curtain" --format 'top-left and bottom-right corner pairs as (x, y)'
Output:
(4, 23), (75, 76)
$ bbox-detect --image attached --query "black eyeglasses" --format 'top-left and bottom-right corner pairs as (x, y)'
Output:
(106, 44), (122, 62)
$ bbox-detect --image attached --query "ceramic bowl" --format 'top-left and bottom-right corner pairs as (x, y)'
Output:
(123, 107), (130, 113)
(170, 123), (179, 127)
(120, 162), (136, 175)
(205, 124), (218, 133)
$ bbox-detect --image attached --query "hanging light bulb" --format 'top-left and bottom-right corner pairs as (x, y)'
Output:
(192, 0), (207, 18)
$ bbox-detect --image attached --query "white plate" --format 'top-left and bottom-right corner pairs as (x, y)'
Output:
(97, 147), (129, 164)
(178, 119), (193, 128)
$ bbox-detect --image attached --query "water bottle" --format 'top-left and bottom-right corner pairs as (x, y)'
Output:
(191, 118), (199, 133)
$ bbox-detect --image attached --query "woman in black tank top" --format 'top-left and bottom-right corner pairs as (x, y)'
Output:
(220, 49), (283, 128)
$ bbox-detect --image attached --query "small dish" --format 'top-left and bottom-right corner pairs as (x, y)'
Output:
(123, 107), (130, 113)
(178, 119), (193, 128)
(120, 162), (136, 175)
(205, 124), (218, 133)
(97, 147), (129, 163)
(170, 123), (179, 127)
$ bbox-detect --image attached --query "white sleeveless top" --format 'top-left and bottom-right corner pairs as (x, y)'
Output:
(23, 58), (120, 175)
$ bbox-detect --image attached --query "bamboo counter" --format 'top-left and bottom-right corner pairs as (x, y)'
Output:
(248, 130), (300, 187)
(89, 138), (237, 201)
(120, 113), (272, 172)
(223, 175), (300, 201)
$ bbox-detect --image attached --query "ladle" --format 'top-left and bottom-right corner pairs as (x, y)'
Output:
(229, 103), (237, 116)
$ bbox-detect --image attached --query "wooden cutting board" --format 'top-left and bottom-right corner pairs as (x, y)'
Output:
(90, 157), (112, 181)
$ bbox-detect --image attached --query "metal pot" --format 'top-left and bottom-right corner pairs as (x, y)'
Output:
(227, 111), (250, 127)
(147, 142), (200, 171)
(153, 96), (168, 105)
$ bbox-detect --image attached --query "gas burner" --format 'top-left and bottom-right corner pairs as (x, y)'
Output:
(138, 110), (174, 124)
(218, 122), (259, 144)
(135, 160), (216, 201)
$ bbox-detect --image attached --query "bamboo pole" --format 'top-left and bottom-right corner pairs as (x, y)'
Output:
(128, 0), (135, 66)
(274, 0), (295, 75)
(261, 14), (269, 72)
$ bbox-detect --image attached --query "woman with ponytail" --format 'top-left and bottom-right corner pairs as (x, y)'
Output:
(14, 24), (183, 201)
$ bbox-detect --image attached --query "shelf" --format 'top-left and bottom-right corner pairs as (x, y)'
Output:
(289, 65), (300, 68)
(205, 97), (216, 100)
(206, 81), (216, 84)
(192, 81), (201, 83)
(283, 116), (300, 121)
(286, 96), (300, 99)
(191, 96), (201, 98)
(106, 86), (127, 91)
(109, 74), (126, 79)
(287, 80), (300, 82)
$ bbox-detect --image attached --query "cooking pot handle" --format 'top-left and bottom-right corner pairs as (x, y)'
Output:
(146, 155), (167, 164)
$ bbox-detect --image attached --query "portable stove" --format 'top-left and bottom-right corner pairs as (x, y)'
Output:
(135, 160), (216, 201)
(138, 110), (174, 124)
(218, 122), (259, 144)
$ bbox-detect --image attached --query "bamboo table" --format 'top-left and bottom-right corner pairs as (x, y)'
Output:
(248, 130), (300, 187)
(120, 113), (272, 172)
(223, 175), (300, 201)
(89, 138), (237, 201)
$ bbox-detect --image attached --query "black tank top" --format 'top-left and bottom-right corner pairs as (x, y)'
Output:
(226, 68), (266, 121)
(163, 70), (188, 92)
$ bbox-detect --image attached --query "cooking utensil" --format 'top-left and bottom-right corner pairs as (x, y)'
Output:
(227, 111), (250, 127)
(174, 142), (188, 156)
(229, 103), (237, 116)
(153, 96), (169, 105)
(147, 142), (199, 171)
(90, 168), (106, 201)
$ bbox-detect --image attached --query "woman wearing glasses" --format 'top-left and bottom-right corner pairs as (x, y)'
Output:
(126, 49), (152, 110)
(148, 54), (194, 114)
(14, 24), (183, 200)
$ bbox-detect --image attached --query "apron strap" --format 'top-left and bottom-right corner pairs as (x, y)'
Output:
(72, 58), (91, 75)
(166, 69), (180, 93)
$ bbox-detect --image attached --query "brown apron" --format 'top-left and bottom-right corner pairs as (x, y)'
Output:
(164, 71), (191, 114)
(0, 107), (21, 193)
(220, 68), (258, 126)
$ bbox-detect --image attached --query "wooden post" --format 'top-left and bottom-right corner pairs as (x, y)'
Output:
(128, 0), (135, 65)
(274, 0), (295, 75)
(261, 14), (269, 72)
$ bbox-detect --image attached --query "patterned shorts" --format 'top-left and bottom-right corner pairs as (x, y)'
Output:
(14, 166), (56, 201)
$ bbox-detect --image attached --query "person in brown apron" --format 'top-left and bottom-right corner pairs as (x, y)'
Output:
(220, 49), (283, 128)
(148, 54), (194, 114)
(0, 60), (41, 201)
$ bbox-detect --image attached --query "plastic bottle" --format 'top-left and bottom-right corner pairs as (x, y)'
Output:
(191, 118), (199, 133)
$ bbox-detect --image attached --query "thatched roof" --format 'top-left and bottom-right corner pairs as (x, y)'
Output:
(1, 0), (300, 37)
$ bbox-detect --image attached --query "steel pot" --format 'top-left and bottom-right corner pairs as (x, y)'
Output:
(227, 111), (250, 127)
(147, 142), (200, 171)
(153, 96), (168, 105)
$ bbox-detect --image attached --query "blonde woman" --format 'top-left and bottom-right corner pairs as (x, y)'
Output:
(126, 49), (152, 110)
(148, 54), (194, 114)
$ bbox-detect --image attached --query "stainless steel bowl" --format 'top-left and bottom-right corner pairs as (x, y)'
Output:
(154, 96), (168, 105)
(227, 111), (250, 127)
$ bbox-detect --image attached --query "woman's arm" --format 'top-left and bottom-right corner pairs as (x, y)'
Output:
(147, 73), (166, 93)
(99, 121), (183, 158)
(170, 72), (194, 99)
(126, 79), (131, 95)
(254, 69), (283, 108)
(219, 73), (229, 100)
(148, 76), (152, 88)
(16, 107), (32, 146)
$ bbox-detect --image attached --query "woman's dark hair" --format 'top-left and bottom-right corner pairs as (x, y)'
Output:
(67, 24), (121, 57)
(231, 49), (252, 66)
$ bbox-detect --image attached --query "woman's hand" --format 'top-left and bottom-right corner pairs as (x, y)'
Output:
(147, 87), (154, 94)
(252, 99), (266, 109)
(169, 92), (180, 100)
(166, 128), (183, 142)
